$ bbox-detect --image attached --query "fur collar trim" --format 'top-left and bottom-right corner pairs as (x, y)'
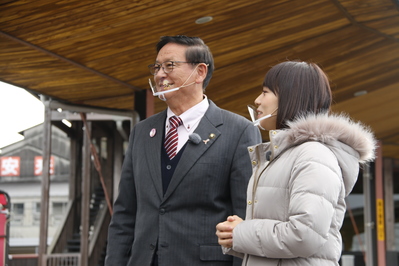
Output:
(285, 113), (376, 163)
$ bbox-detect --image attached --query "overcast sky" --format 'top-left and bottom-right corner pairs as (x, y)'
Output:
(0, 81), (44, 151)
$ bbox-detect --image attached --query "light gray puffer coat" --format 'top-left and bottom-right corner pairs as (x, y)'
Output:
(224, 113), (376, 266)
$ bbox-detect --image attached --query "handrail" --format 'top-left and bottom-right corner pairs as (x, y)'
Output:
(80, 113), (113, 216)
(88, 198), (111, 266)
(48, 200), (75, 254)
(89, 201), (108, 256)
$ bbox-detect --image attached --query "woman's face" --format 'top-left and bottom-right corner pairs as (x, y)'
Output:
(254, 86), (279, 130)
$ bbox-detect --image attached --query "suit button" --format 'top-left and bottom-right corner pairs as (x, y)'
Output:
(160, 208), (166, 215)
(248, 200), (252, 205)
(166, 165), (171, 170)
(251, 160), (257, 165)
(248, 147), (253, 152)
(150, 244), (155, 250)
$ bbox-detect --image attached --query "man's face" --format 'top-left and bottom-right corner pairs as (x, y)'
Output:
(154, 43), (196, 93)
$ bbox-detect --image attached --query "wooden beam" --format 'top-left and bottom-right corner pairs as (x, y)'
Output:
(0, 30), (141, 92)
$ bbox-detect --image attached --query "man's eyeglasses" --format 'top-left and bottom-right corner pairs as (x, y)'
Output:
(148, 61), (198, 75)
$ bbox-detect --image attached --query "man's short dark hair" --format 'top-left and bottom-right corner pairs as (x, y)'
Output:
(156, 35), (214, 89)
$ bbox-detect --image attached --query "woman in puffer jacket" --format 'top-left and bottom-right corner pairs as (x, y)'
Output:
(216, 61), (376, 266)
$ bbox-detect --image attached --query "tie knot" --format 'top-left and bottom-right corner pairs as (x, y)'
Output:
(169, 116), (182, 129)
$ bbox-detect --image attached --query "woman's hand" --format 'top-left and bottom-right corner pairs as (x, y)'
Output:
(216, 215), (243, 248)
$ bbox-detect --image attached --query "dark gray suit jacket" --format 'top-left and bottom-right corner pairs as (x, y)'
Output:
(105, 100), (261, 266)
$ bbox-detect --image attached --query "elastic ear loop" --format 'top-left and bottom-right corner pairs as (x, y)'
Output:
(248, 105), (278, 130)
(148, 63), (202, 98)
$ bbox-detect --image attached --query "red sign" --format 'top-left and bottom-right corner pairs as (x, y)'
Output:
(0, 213), (6, 266)
(0, 191), (10, 266)
(0, 157), (20, 176)
(34, 156), (55, 176)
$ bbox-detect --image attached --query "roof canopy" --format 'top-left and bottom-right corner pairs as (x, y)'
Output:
(1, 0), (398, 158)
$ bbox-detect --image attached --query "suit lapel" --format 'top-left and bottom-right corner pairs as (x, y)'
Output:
(144, 110), (167, 199)
(163, 101), (222, 201)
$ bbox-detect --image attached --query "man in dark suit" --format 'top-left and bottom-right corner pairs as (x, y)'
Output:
(105, 35), (261, 266)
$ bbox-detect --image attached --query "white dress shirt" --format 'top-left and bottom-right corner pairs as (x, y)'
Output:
(165, 96), (209, 153)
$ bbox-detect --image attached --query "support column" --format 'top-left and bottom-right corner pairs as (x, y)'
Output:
(135, 89), (154, 120)
(363, 163), (376, 266)
(375, 141), (386, 266)
(384, 157), (396, 265)
(112, 131), (123, 202)
(38, 96), (52, 266)
(80, 119), (91, 266)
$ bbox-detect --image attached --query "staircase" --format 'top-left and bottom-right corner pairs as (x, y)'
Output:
(66, 186), (106, 253)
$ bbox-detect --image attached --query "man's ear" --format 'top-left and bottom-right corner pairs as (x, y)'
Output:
(195, 63), (208, 83)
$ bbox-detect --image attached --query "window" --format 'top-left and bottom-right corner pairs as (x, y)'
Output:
(52, 202), (67, 225)
(11, 203), (24, 225)
(33, 202), (41, 225)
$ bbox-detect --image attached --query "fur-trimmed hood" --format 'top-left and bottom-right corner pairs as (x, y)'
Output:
(265, 112), (377, 196)
(275, 112), (376, 163)
(270, 114), (376, 163)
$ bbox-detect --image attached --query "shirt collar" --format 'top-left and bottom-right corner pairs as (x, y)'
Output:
(166, 95), (209, 132)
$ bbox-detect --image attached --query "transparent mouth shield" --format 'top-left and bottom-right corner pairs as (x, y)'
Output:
(247, 105), (274, 127)
(149, 79), (180, 97)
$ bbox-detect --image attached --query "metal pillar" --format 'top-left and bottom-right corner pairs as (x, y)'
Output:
(80, 118), (91, 266)
(375, 142), (386, 266)
(134, 89), (154, 120)
(383, 158), (397, 265)
(363, 163), (375, 266)
(38, 97), (52, 266)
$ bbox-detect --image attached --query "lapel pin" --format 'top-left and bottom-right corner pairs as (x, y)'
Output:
(202, 133), (216, 144)
(150, 128), (156, 137)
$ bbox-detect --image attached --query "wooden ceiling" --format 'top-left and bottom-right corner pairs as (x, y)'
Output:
(1, 0), (399, 158)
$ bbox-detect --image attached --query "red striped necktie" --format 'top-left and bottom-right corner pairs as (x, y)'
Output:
(164, 116), (183, 159)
